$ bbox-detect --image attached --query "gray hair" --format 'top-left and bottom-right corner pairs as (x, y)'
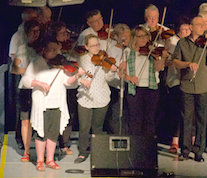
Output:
(21, 8), (37, 22)
(144, 4), (159, 18)
(113, 23), (131, 41)
(199, 3), (207, 14)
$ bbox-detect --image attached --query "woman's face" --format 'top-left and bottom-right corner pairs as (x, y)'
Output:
(179, 24), (191, 38)
(56, 27), (69, 42)
(135, 30), (149, 47)
(85, 37), (100, 56)
(27, 26), (40, 44)
(43, 42), (61, 60)
(118, 32), (130, 46)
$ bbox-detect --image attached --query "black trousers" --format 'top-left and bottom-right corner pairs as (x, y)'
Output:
(180, 91), (207, 157)
(78, 104), (108, 157)
(125, 86), (160, 137)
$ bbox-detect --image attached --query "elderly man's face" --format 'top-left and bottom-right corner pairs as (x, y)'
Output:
(87, 13), (104, 32)
(146, 10), (159, 29)
(190, 17), (205, 37)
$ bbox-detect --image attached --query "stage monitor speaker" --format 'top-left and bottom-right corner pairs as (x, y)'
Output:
(48, 0), (85, 7)
(91, 134), (158, 177)
(8, 0), (46, 7)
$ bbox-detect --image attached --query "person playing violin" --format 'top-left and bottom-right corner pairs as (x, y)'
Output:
(49, 21), (77, 61)
(74, 34), (117, 164)
(140, 4), (176, 47)
(49, 21), (78, 155)
(123, 26), (167, 137)
(165, 16), (193, 154)
(140, 4), (179, 138)
(104, 23), (131, 134)
(21, 37), (85, 171)
(77, 9), (116, 53)
(173, 16), (207, 162)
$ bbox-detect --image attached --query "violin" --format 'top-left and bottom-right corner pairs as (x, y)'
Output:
(97, 24), (114, 40)
(150, 26), (175, 41)
(75, 45), (87, 56)
(60, 39), (74, 53)
(139, 42), (165, 60)
(48, 54), (93, 78)
(195, 35), (207, 47)
(91, 50), (117, 70)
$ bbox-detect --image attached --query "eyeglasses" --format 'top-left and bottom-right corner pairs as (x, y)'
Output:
(29, 29), (40, 34)
(89, 43), (100, 49)
(180, 28), (191, 32)
(194, 23), (205, 27)
(89, 17), (103, 24)
(136, 34), (148, 39)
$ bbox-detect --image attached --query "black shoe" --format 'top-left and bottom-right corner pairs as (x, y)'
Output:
(74, 156), (87, 164)
(178, 154), (189, 161)
(195, 155), (205, 162)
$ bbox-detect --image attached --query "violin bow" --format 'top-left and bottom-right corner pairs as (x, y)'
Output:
(106, 8), (114, 51)
(190, 35), (207, 82)
(57, 7), (63, 21)
(49, 68), (62, 88)
(138, 6), (167, 80)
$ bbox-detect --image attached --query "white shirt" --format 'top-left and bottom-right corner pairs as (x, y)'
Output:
(166, 35), (180, 88)
(123, 47), (160, 87)
(13, 43), (39, 88)
(107, 45), (123, 89)
(77, 53), (115, 108)
(77, 27), (116, 51)
(9, 23), (27, 57)
(21, 56), (73, 137)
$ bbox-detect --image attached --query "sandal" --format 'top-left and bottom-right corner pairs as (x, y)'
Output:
(36, 161), (45, 171)
(46, 160), (61, 170)
(62, 147), (73, 155)
(169, 144), (179, 154)
(21, 154), (30, 162)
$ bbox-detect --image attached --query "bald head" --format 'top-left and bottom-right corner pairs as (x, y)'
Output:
(36, 6), (52, 24)
(190, 16), (205, 38)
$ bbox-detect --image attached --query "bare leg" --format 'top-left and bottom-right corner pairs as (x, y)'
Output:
(35, 139), (46, 162)
(172, 137), (179, 146)
(21, 119), (32, 155)
(192, 136), (195, 145)
(46, 139), (56, 162)
(46, 139), (60, 169)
